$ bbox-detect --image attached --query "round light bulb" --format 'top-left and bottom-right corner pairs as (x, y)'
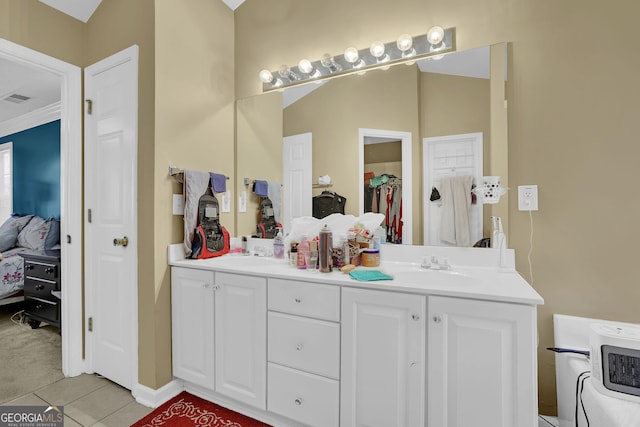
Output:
(344, 47), (360, 64)
(298, 59), (314, 74)
(259, 69), (274, 83)
(396, 34), (413, 52)
(427, 26), (445, 45)
(370, 41), (386, 58)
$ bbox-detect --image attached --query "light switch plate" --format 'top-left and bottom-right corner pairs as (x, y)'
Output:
(172, 194), (184, 215)
(221, 191), (231, 213)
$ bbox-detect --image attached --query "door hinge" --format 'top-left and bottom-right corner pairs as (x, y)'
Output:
(85, 99), (93, 115)
(88, 209), (92, 223)
(88, 317), (93, 332)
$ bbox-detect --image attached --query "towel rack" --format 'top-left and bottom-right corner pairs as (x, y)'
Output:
(169, 166), (230, 183)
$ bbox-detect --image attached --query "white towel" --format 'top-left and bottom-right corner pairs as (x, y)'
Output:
(267, 181), (282, 223)
(183, 169), (211, 256)
(439, 175), (474, 247)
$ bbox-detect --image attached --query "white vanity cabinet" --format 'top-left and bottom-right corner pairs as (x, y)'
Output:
(267, 278), (341, 427)
(428, 296), (538, 427)
(214, 271), (267, 409)
(171, 267), (267, 410)
(341, 287), (427, 427)
(171, 267), (215, 389)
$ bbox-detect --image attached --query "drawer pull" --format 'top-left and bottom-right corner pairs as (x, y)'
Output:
(35, 304), (43, 311)
(35, 284), (45, 290)
(294, 398), (303, 406)
(25, 264), (34, 271)
(412, 314), (420, 321)
(433, 316), (442, 323)
(296, 343), (303, 351)
(294, 297), (301, 304)
(45, 267), (55, 274)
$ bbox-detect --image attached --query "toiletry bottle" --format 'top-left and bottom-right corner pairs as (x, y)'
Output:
(289, 243), (298, 267)
(273, 228), (285, 259)
(297, 235), (310, 269)
(309, 240), (318, 270)
(319, 225), (332, 272)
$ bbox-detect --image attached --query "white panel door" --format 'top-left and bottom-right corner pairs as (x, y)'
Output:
(214, 272), (267, 409)
(283, 133), (312, 234)
(341, 288), (426, 427)
(84, 46), (138, 390)
(428, 296), (538, 427)
(171, 267), (215, 389)
(423, 132), (483, 246)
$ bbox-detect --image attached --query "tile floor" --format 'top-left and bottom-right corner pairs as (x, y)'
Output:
(3, 373), (154, 426)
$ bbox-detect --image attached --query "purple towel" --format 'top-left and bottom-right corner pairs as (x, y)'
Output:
(210, 173), (227, 193)
(254, 180), (268, 197)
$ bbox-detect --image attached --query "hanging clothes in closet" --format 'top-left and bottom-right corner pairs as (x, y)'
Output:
(366, 174), (402, 243)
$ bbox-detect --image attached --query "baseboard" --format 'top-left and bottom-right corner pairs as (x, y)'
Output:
(133, 379), (184, 408)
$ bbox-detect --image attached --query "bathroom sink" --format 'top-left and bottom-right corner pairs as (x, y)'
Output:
(389, 268), (481, 287)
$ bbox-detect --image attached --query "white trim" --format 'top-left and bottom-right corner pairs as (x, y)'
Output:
(358, 128), (413, 244)
(83, 45), (139, 391)
(133, 379), (184, 408)
(0, 102), (62, 138)
(0, 38), (84, 377)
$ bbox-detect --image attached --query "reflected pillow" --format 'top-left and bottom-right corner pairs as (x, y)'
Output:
(0, 217), (20, 252)
(17, 216), (51, 251)
(44, 218), (60, 251)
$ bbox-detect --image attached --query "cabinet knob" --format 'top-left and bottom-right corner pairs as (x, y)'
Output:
(35, 304), (43, 311)
(25, 264), (34, 271)
(45, 267), (55, 274)
(294, 297), (301, 304)
(433, 316), (442, 323)
(35, 284), (44, 290)
(412, 314), (420, 321)
(294, 398), (303, 406)
(203, 283), (210, 289)
(296, 344), (303, 351)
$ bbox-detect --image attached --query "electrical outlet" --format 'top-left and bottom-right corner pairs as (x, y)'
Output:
(518, 185), (538, 211)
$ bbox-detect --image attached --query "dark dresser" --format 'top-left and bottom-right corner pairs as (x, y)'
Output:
(20, 250), (61, 329)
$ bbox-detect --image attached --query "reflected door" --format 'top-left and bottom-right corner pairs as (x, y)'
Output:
(423, 132), (483, 246)
(283, 133), (312, 234)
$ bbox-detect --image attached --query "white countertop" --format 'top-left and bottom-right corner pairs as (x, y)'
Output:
(168, 244), (543, 306)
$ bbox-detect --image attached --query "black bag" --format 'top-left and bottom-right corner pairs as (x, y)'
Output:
(256, 197), (282, 239)
(312, 191), (346, 219)
(191, 190), (229, 259)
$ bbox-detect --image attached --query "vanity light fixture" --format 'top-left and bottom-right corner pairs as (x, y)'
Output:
(259, 26), (456, 92)
(320, 54), (342, 73)
(297, 58), (321, 78)
(259, 69), (282, 87)
(344, 47), (366, 69)
(278, 65), (300, 83)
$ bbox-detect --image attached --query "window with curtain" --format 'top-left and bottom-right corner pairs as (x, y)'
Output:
(0, 142), (13, 222)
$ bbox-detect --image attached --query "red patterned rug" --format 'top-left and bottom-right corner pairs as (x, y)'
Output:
(130, 391), (272, 427)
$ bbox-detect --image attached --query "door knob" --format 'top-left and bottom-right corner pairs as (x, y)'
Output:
(113, 236), (129, 247)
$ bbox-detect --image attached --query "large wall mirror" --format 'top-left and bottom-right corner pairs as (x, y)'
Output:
(235, 42), (508, 246)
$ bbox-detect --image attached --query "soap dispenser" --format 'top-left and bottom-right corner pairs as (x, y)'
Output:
(273, 228), (285, 259)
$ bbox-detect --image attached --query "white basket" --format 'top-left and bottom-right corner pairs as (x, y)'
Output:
(476, 176), (507, 204)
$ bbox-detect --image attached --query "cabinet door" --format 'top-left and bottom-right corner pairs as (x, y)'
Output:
(214, 272), (267, 409)
(428, 296), (537, 427)
(341, 288), (426, 427)
(171, 267), (215, 389)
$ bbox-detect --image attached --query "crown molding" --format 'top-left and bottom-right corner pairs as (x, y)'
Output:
(0, 101), (61, 138)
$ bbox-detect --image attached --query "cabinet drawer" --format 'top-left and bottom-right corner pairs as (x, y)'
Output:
(268, 363), (339, 427)
(24, 260), (59, 280)
(24, 277), (58, 299)
(268, 278), (339, 321)
(25, 297), (59, 322)
(268, 312), (340, 379)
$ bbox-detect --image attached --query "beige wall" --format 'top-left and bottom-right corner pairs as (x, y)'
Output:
(236, 91), (283, 236)
(0, 0), (84, 66)
(236, 0), (640, 415)
(154, 0), (235, 388)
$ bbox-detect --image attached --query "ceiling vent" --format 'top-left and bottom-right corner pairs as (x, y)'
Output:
(3, 94), (31, 104)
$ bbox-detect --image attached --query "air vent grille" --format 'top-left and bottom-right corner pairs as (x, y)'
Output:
(3, 94), (31, 104)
